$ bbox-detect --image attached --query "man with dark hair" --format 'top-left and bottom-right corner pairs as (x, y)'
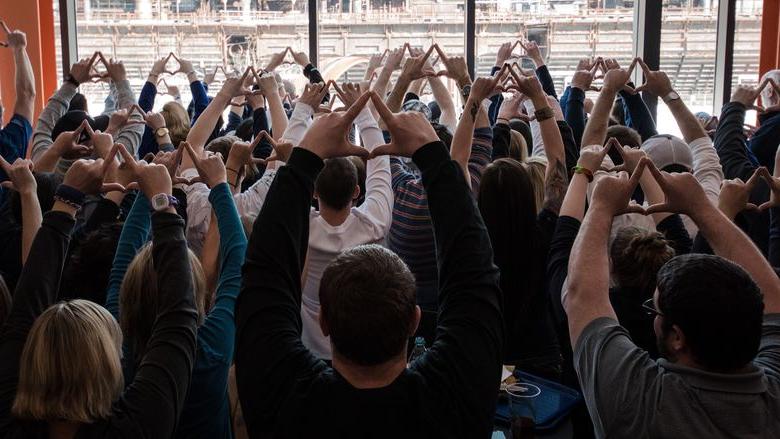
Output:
(656, 254), (764, 371)
(564, 159), (780, 438)
(319, 244), (417, 365)
(314, 157), (359, 210)
(235, 92), (503, 437)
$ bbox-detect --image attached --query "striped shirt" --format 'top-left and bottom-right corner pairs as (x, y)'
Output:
(388, 126), (493, 310)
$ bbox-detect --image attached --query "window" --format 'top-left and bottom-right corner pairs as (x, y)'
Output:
(732, 0), (762, 126)
(475, 1), (636, 101)
(317, 0), (465, 106)
(53, 0), (310, 113)
(657, 0), (718, 136)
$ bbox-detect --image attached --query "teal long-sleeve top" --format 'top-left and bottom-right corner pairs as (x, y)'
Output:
(106, 183), (247, 439)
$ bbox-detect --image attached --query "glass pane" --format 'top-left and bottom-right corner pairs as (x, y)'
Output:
(476, 1), (636, 100)
(318, 0), (465, 107)
(53, 0), (309, 113)
(658, 0), (718, 137)
(732, 0), (762, 126)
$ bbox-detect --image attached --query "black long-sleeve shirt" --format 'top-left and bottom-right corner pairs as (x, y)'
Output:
(235, 142), (503, 437)
(714, 101), (770, 254)
(0, 211), (198, 438)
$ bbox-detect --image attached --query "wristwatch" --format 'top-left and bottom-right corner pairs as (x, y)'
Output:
(662, 91), (680, 104)
(150, 193), (179, 212)
(461, 84), (472, 100)
(155, 127), (170, 138)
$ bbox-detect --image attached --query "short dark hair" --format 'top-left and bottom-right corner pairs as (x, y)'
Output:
(234, 118), (255, 142)
(657, 254), (764, 372)
(319, 245), (417, 366)
(315, 158), (358, 210)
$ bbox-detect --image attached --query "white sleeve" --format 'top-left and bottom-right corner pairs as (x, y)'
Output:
(689, 136), (723, 205)
(233, 168), (277, 220)
(179, 167), (212, 256)
(113, 79), (144, 158)
(523, 99), (546, 159)
(354, 108), (393, 238)
(281, 102), (314, 147)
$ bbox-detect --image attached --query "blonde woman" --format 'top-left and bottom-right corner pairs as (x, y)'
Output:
(0, 155), (198, 437)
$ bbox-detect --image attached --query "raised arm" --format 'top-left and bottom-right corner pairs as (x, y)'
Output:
(183, 141), (247, 354)
(370, 93), (502, 436)
(453, 76), (500, 188)
(0, 157), (114, 432)
(647, 163), (780, 314)
(5, 26), (35, 124)
(351, 96), (393, 233)
(259, 74), (288, 141)
(565, 161), (646, 346)
(0, 158), (40, 265)
(513, 73), (566, 181)
(581, 61), (635, 148)
(109, 160), (198, 437)
(428, 75), (457, 131)
(107, 60), (144, 159)
(183, 71), (251, 169)
(234, 93), (371, 436)
(714, 87), (759, 181)
(30, 58), (91, 162)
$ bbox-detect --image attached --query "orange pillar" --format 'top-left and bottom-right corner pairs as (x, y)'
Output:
(0, 0), (58, 126)
(759, 0), (780, 76)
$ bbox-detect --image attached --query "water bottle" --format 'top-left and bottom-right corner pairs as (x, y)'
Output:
(408, 336), (426, 365)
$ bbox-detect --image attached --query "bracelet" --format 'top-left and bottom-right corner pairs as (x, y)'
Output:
(226, 167), (240, 175)
(54, 184), (86, 207)
(534, 106), (555, 122)
(572, 165), (594, 182)
(496, 117), (510, 124)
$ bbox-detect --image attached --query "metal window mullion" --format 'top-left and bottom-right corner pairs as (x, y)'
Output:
(465, 0), (475, 79)
(633, 0), (662, 121)
(713, 0), (735, 115)
(59, 0), (78, 80)
(308, 0), (318, 67)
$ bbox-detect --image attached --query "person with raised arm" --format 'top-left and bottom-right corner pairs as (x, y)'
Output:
(235, 91), (502, 437)
(565, 158), (780, 437)
(0, 152), (198, 438)
(0, 24), (35, 197)
(477, 72), (566, 375)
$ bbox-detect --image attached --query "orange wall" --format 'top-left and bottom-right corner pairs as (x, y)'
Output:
(0, 0), (58, 126)
(760, 0), (780, 76)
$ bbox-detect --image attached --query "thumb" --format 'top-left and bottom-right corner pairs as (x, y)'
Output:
(347, 143), (369, 159)
(368, 143), (397, 159)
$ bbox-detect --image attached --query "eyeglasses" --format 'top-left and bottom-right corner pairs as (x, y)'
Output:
(642, 298), (663, 317)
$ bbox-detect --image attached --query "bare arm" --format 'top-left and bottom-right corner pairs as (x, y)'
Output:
(8, 30), (35, 123)
(581, 64), (634, 149)
(428, 76), (457, 130)
(565, 167), (644, 346)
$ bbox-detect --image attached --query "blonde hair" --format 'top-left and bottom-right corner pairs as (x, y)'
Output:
(120, 243), (207, 364)
(523, 157), (546, 213)
(508, 129), (528, 162)
(162, 101), (191, 147)
(12, 300), (123, 423)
